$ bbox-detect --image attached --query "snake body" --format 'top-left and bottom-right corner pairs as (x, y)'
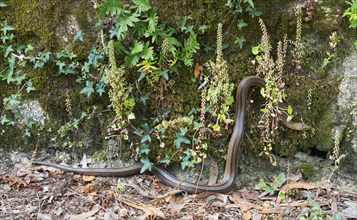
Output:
(33, 76), (309, 193)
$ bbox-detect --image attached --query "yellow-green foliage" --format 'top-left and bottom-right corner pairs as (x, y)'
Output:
(205, 23), (234, 132)
(105, 40), (133, 129)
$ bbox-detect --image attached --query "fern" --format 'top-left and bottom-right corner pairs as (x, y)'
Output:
(99, 0), (123, 16)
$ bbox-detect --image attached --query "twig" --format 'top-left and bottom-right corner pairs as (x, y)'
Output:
(0, 80), (30, 120)
(65, 187), (106, 211)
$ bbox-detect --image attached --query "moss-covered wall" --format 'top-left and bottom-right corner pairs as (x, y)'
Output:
(0, 0), (356, 172)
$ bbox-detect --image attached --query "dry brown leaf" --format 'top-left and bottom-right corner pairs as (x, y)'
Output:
(119, 197), (167, 219)
(238, 189), (259, 201)
(194, 63), (203, 78)
(276, 182), (318, 204)
(81, 184), (98, 195)
(242, 210), (252, 220)
(258, 209), (283, 214)
(230, 194), (262, 220)
(231, 194), (263, 211)
(82, 175), (96, 182)
(68, 205), (101, 220)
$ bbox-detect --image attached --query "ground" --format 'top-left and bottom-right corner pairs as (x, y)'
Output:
(1, 154), (356, 220)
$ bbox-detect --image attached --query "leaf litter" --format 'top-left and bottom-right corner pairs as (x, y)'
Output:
(0, 157), (356, 220)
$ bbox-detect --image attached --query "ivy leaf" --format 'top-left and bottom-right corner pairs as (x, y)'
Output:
(244, 0), (254, 8)
(194, 122), (201, 130)
(141, 134), (151, 143)
(246, 6), (262, 17)
(160, 156), (171, 165)
(80, 81), (95, 97)
(234, 36), (246, 49)
(140, 158), (154, 173)
(24, 129), (31, 137)
(4, 45), (14, 58)
(174, 129), (190, 148)
(198, 24), (207, 34)
(140, 95), (149, 105)
(1, 115), (9, 125)
(160, 69), (169, 80)
(139, 144), (151, 155)
(1, 21), (15, 34)
(138, 70), (147, 82)
(237, 19), (248, 29)
(73, 30), (84, 43)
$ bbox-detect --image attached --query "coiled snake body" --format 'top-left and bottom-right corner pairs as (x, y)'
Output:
(33, 76), (309, 193)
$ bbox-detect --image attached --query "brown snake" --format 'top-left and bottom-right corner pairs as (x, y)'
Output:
(33, 76), (309, 193)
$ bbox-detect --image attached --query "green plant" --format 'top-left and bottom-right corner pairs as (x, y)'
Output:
(322, 32), (340, 68)
(343, 0), (357, 28)
(328, 128), (346, 181)
(225, 0), (261, 49)
(253, 19), (294, 163)
(254, 172), (286, 195)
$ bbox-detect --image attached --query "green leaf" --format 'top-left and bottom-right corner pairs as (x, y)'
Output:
(174, 136), (190, 148)
(140, 43), (154, 60)
(138, 70), (147, 82)
(132, 0), (151, 13)
(73, 30), (84, 43)
(4, 45), (14, 58)
(237, 19), (248, 29)
(125, 54), (140, 67)
(141, 134), (151, 143)
(24, 129), (31, 137)
(160, 69), (169, 80)
(234, 36), (246, 49)
(160, 156), (171, 165)
(198, 24), (207, 34)
(140, 158), (153, 173)
(246, 6), (262, 17)
(80, 81), (95, 97)
(212, 124), (220, 132)
(254, 179), (268, 190)
(100, 0), (124, 16)
(24, 44), (34, 53)
(252, 45), (260, 55)
(132, 41), (144, 54)
(244, 0), (255, 8)
(287, 105), (293, 115)
(26, 81), (36, 93)
(119, 12), (140, 28)
(194, 122), (201, 130)
(0, 2), (7, 7)
(139, 144), (151, 155)
(1, 21), (15, 34)
(1, 115), (11, 125)
(140, 95), (149, 105)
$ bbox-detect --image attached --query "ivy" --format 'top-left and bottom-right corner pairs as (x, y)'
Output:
(174, 127), (190, 148)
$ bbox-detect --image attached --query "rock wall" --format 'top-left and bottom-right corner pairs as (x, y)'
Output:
(0, 0), (356, 173)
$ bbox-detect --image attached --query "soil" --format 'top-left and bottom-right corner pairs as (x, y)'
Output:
(1, 153), (356, 220)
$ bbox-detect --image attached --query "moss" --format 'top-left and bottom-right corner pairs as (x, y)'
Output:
(0, 0), (354, 170)
(300, 163), (318, 180)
